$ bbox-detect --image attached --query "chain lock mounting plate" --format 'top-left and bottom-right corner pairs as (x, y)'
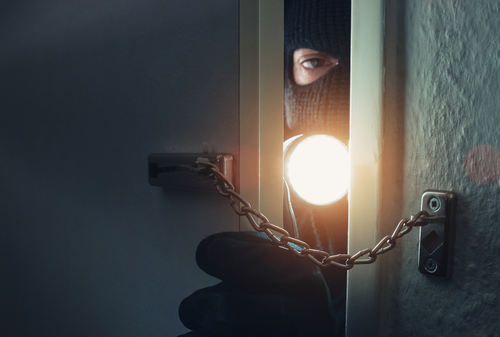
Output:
(418, 190), (456, 279)
(148, 153), (233, 192)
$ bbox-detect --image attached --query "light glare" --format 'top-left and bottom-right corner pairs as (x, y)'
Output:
(286, 135), (349, 205)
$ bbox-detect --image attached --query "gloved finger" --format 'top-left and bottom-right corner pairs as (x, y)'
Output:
(179, 282), (337, 337)
(195, 231), (330, 304)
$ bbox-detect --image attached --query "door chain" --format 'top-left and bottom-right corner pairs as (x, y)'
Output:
(195, 160), (441, 270)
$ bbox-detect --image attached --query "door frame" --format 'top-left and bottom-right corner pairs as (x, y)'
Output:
(347, 0), (385, 336)
(239, 0), (284, 230)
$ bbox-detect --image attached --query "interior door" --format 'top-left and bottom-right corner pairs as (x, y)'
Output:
(0, 1), (239, 336)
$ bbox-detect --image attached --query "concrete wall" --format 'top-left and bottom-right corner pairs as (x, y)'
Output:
(0, 1), (239, 336)
(379, 0), (500, 335)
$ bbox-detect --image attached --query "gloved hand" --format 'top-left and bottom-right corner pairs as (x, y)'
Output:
(178, 231), (344, 337)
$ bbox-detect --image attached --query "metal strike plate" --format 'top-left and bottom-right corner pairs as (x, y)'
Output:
(418, 190), (456, 279)
(148, 153), (232, 192)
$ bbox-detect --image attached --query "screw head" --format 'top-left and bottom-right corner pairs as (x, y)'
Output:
(425, 258), (438, 273)
(429, 197), (441, 211)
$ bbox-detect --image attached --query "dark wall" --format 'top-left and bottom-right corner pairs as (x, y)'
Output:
(0, 1), (239, 336)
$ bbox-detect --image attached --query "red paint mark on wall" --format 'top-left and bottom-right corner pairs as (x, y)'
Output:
(464, 144), (500, 185)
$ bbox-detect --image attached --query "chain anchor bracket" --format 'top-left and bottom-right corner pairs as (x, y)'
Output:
(417, 190), (457, 279)
(148, 153), (233, 192)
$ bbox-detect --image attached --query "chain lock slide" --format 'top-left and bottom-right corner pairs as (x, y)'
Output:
(148, 154), (233, 192)
(417, 190), (456, 279)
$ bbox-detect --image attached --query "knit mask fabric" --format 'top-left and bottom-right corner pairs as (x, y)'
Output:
(284, 0), (351, 143)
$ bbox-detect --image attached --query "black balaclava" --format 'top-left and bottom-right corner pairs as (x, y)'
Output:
(284, 0), (351, 143)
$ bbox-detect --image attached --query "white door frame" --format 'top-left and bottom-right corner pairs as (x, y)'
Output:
(347, 0), (385, 336)
(239, 0), (284, 230)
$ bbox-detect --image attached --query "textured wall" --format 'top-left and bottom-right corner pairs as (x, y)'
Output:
(379, 0), (500, 336)
(0, 1), (239, 336)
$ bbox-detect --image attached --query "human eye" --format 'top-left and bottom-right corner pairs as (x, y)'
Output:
(301, 58), (326, 69)
(293, 49), (339, 85)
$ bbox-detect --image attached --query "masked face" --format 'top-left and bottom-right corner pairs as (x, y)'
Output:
(284, 0), (351, 141)
(285, 48), (350, 143)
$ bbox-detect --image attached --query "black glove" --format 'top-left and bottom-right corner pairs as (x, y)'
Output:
(178, 231), (342, 337)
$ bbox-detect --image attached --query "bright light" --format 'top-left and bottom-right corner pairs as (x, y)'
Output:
(285, 134), (349, 205)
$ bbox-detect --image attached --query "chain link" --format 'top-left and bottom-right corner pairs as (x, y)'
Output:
(196, 161), (432, 270)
